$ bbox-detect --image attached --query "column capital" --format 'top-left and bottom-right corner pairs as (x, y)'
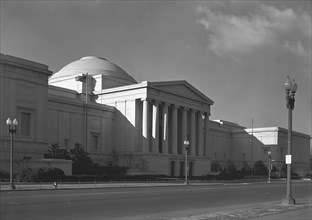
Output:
(162, 102), (170, 107)
(152, 100), (161, 106)
(201, 112), (211, 119)
(183, 107), (189, 112)
(171, 104), (180, 109)
(141, 98), (151, 102)
(198, 111), (205, 119)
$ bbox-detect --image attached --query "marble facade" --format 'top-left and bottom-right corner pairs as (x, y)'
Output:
(1, 54), (310, 176)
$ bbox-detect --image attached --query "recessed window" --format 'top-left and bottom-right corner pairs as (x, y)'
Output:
(21, 112), (31, 136)
(189, 162), (193, 177)
(263, 149), (268, 159)
(92, 133), (99, 151)
(64, 138), (69, 149)
(180, 161), (185, 177)
(280, 148), (284, 160)
(170, 161), (175, 177)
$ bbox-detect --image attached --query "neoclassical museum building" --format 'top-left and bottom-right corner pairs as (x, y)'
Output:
(0, 54), (310, 176)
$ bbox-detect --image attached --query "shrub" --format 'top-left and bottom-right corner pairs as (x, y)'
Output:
(227, 160), (237, 172)
(216, 171), (244, 180)
(0, 170), (9, 180)
(28, 168), (65, 182)
(70, 143), (93, 175)
(211, 161), (222, 172)
(241, 161), (251, 175)
(253, 160), (268, 175)
(15, 168), (33, 182)
(41, 168), (65, 182)
(80, 165), (128, 176)
(44, 142), (71, 160)
(104, 166), (128, 176)
(44, 142), (95, 175)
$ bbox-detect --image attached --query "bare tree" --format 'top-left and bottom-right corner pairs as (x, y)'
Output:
(13, 153), (32, 182)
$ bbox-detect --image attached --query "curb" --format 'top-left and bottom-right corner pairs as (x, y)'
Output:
(1, 179), (310, 192)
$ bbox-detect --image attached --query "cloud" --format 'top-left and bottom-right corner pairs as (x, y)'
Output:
(197, 6), (273, 55)
(283, 40), (310, 57)
(196, 4), (311, 57)
(260, 4), (311, 37)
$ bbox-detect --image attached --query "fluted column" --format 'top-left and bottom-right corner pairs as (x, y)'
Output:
(182, 107), (188, 144)
(162, 103), (169, 154)
(190, 109), (196, 156)
(197, 111), (204, 156)
(171, 104), (178, 154)
(152, 101), (160, 153)
(204, 113), (210, 157)
(142, 98), (151, 153)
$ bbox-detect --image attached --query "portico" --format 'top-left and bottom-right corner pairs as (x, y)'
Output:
(140, 99), (210, 157)
(96, 80), (213, 175)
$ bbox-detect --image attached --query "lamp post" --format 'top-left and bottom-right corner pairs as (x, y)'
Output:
(6, 118), (18, 190)
(282, 76), (297, 205)
(268, 151), (271, 183)
(184, 140), (190, 185)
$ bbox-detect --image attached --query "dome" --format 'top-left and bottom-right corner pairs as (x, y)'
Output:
(49, 56), (137, 84)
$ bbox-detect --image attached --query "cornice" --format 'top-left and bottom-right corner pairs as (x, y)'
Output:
(0, 54), (52, 76)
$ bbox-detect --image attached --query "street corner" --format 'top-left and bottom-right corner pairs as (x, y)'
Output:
(249, 204), (312, 220)
(167, 202), (312, 220)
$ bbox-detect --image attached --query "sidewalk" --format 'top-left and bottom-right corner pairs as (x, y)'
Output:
(166, 202), (312, 220)
(0, 182), (186, 191)
(1, 179), (310, 191)
(250, 205), (312, 220)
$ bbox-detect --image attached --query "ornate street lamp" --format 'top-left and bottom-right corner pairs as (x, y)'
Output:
(6, 118), (18, 190)
(282, 76), (297, 205)
(184, 140), (190, 185)
(268, 151), (271, 183)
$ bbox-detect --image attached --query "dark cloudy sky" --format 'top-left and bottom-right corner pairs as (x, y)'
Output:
(1, 0), (311, 136)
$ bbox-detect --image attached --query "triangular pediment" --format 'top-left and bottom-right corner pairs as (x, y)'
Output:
(149, 80), (214, 104)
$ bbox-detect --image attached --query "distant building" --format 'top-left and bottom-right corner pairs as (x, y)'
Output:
(1, 54), (310, 176)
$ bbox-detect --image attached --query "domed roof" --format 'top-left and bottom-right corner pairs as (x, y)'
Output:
(50, 56), (137, 84)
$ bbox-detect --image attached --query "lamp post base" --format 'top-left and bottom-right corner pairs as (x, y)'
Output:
(282, 196), (296, 206)
(10, 183), (16, 190)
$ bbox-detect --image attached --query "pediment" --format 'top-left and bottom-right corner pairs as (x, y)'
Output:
(149, 81), (214, 104)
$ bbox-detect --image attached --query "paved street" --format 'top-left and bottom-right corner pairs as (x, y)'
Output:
(1, 181), (311, 220)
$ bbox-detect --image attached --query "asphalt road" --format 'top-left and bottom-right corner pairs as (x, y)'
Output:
(1, 181), (311, 220)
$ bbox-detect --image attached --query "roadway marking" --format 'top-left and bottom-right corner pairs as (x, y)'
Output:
(223, 183), (251, 186)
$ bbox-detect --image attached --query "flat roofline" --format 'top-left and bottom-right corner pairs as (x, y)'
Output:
(0, 53), (52, 76)
(235, 126), (311, 138)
